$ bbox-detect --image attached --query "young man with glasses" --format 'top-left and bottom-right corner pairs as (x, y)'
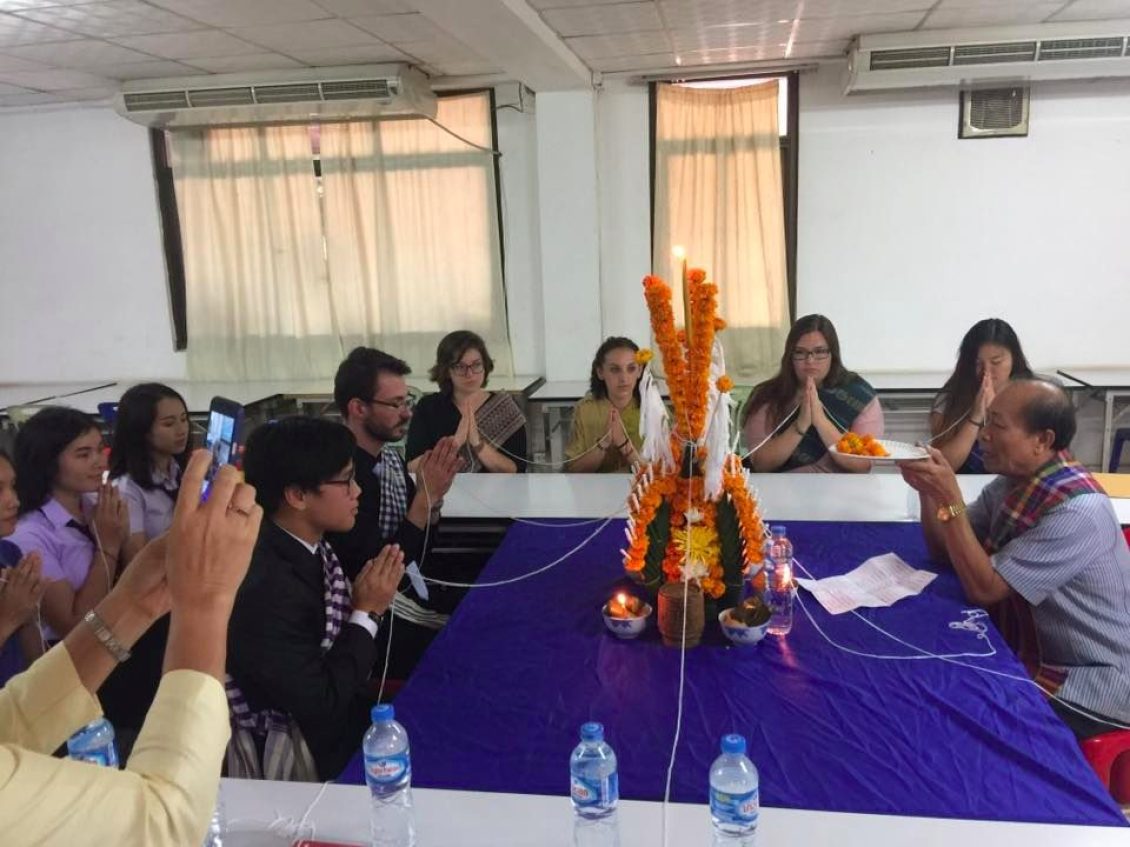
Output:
(226, 416), (405, 780)
(328, 347), (462, 678)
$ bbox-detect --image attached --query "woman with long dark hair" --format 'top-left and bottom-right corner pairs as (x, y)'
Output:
(741, 315), (883, 473)
(566, 336), (645, 473)
(931, 319), (1033, 473)
(7, 407), (128, 641)
(110, 383), (192, 562)
(406, 331), (526, 473)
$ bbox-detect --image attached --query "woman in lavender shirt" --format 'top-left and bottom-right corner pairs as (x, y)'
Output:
(7, 407), (129, 642)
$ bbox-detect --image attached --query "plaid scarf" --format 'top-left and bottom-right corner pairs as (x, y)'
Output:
(374, 449), (409, 537)
(224, 538), (353, 780)
(985, 451), (1104, 553)
(984, 450), (1104, 689)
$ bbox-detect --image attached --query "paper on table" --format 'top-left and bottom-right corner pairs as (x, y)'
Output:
(795, 553), (936, 615)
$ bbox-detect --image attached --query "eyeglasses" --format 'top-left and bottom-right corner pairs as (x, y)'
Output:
(367, 396), (416, 412)
(451, 361), (485, 376)
(791, 348), (831, 362)
(320, 473), (356, 489)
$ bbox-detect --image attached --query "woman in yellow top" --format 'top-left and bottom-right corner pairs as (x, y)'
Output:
(0, 450), (261, 845)
(566, 336), (645, 473)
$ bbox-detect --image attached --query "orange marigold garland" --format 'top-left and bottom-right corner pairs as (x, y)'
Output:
(624, 263), (766, 604)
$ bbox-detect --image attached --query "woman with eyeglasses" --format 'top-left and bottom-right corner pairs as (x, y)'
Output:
(406, 330), (527, 473)
(740, 314), (883, 473)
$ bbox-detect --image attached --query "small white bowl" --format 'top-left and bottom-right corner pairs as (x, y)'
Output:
(719, 608), (770, 646)
(602, 601), (653, 639)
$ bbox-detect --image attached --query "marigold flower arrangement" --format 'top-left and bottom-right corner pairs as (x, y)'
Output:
(623, 264), (766, 603)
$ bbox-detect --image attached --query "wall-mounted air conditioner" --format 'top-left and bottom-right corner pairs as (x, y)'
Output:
(114, 64), (436, 128)
(845, 20), (1130, 93)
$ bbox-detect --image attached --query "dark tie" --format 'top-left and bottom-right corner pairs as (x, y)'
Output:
(66, 519), (96, 545)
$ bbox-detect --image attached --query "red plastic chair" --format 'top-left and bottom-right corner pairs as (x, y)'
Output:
(1081, 730), (1130, 804)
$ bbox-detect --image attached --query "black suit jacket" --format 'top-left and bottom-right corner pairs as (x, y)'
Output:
(227, 520), (376, 780)
(326, 446), (428, 581)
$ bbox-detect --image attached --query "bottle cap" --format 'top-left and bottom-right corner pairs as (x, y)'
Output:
(371, 703), (395, 723)
(721, 734), (746, 755)
(770, 525), (787, 536)
(580, 722), (604, 742)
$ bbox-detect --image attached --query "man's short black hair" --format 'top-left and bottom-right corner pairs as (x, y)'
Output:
(333, 347), (411, 418)
(1014, 378), (1076, 451)
(243, 416), (356, 515)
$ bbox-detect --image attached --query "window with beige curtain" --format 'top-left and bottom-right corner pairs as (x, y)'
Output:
(652, 81), (790, 382)
(168, 91), (510, 381)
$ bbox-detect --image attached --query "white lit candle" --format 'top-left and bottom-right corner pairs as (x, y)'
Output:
(672, 245), (691, 346)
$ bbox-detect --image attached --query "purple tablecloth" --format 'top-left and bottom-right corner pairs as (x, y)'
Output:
(341, 520), (1126, 827)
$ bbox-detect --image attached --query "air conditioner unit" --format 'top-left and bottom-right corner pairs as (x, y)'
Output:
(114, 64), (436, 128)
(845, 20), (1130, 93)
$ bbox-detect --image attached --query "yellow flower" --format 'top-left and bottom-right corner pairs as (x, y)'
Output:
(635, 348), (653, 366)
(672, 523), (720, 575)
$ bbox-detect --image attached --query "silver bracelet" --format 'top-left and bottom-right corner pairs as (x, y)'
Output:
(83, 609), (131, 663)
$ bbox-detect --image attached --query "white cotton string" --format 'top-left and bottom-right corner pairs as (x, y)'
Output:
(88, 518), (115, 588)
(376, 599), (395, 704)
(738, 403), (801, 461)
(792, 557), (1130, 731)
(480, 426), (621, 470)
(661, 445), (695, 847)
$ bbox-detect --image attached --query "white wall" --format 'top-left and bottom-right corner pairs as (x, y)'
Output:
(2, 66), (1129, 387)
(0, 105), (186, 382)
(798, 61), (1130, 372)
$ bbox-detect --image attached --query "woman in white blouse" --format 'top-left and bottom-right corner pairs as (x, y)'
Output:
(110, 383), (192, 563)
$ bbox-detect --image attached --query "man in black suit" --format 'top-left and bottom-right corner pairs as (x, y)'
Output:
(227, 417), (403, 781)
(326, 348), (461, 678)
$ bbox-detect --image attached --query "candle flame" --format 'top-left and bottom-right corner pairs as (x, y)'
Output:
(671, 245), (686, 260)
(616, 592), (628, 606)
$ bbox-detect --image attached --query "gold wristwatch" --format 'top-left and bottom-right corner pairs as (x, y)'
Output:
(936, 502), (966, 523)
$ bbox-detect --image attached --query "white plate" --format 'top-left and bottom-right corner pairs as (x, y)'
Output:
(828, 438), (929, 463)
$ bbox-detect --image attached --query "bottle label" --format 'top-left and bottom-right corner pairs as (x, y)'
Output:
(571, 772), (618, 808)
(365, 752), (411, 786)
(710, 786), (759, 826)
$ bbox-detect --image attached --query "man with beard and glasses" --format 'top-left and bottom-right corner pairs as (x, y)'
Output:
(327, 347), (461, 678)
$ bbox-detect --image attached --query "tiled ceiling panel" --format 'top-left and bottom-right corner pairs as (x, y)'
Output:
(0, 0), (1122, 108)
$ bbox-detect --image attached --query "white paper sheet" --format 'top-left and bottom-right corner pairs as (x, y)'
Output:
(795, 553), (936, 615)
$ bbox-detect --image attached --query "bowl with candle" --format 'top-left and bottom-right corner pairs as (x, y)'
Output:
(719, 596), (771, 646)
(602, 592), (653, 639)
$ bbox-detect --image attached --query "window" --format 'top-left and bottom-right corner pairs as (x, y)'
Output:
(152, 90), (509, 380)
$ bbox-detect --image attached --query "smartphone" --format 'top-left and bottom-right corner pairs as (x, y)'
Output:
(202, 396), (245, 498)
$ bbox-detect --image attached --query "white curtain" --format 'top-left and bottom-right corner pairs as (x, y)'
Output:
(170, 125), (337, 380)
(320, 92), (512, 377)
(653, 81), (790, 382)
(168, 91), (511, 380)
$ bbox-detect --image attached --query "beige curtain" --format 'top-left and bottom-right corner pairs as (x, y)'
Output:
(319, 92), (512, 377)
(653, 81), (790, 382)
(170, 125), (337, 380)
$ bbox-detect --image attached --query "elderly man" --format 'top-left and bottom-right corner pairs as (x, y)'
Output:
(901, 378), (1130, 738)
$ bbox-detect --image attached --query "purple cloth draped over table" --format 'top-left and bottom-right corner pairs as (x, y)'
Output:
(341, 520), (1126, 827)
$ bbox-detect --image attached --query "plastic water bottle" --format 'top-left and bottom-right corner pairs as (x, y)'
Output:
(363, 704), (415, 847)
(709, 734), (759, 844)
(764, 525), (795, 636)
(570, 722), (618, 819)
(66, 717), (119, 768)
(202, 788), (224, 847)
(573, 812), (621, 847)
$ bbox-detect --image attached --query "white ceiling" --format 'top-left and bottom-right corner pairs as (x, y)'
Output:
(0, 0), (1127, 106)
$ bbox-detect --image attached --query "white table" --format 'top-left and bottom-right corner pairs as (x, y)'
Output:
(1057, 369), (1130, 471)
(439, 471), (1130, 532)
(220, 778), (1130, 847)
